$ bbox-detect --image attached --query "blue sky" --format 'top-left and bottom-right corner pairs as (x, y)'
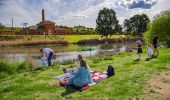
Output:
(0, 0), (170, 28)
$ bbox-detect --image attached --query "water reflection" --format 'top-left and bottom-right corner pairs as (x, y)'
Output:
(0, 42), (136, 65)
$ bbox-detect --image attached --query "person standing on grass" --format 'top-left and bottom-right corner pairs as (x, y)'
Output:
(40, 48), (54, 66)
(152, 34), (159, 56)
(147, 43), (153, 59)
(136, 40), (142, 60)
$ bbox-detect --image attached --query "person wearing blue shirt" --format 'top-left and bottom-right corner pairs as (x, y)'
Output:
(40, 48), (54, 66)
(68, 59), (93, 87)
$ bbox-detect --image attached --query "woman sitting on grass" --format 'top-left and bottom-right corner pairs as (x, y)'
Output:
(67, 59), (93, 87)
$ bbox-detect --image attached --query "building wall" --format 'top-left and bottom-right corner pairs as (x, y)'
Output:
(24, 28), (68, 35)
(21, 22), (69, 35)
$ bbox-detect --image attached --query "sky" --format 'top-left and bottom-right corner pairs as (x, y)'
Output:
(0, 0), (170, 28)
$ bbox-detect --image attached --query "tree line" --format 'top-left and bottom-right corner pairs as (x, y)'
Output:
(96, 7), (150, 38)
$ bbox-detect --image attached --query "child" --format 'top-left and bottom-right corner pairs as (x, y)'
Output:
(40, 54), (47, 67)
(147, 43), (153, 59)
(136, 40), (142, 60)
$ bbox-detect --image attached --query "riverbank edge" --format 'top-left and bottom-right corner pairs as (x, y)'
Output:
(0, 36), (142, 47)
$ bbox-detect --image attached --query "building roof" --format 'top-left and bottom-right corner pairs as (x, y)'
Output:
(38, 20), (55, 25)
(28, 25), (38, 29)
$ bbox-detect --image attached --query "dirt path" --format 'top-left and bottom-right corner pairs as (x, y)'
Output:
(142, 71), (170, 100)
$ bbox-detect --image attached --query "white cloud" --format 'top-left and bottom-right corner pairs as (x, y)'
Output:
(0, 0), (170, 28)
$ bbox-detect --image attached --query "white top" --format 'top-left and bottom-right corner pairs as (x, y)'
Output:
(43, 48), (53, 55)
(73, 58), (80, 73)
(136, 40), (141, 45)
(41, 56), (47, 66)
(147, 47), (153, 55)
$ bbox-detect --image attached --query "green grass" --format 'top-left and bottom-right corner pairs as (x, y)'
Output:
(0, 48), (170, 100)
(0, 61), (29, 78)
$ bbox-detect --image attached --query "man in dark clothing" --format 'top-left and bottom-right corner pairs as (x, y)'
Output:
(152, 35), (159, 56)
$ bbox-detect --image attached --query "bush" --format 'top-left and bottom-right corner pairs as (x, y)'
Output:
(17, 61), (29, 72)
(0, 60), (30, 79)
(91, 57), (102, 63)
(0, 60), (17, 75)
(0, 72), (8, 79)
(144, 10), (170, 45)
(103, 56), (113, 60)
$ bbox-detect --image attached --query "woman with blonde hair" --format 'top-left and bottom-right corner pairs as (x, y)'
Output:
(67, 59), (93, 87)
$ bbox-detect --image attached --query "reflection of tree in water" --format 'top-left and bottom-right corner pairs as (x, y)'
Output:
(100, 43), (114, 50)
(100, 42), (126, 50)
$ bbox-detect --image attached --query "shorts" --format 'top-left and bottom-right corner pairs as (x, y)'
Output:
(137, 48), (142, 53)
(153, 44), (157, 48)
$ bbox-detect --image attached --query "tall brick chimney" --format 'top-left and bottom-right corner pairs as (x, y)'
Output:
(42, 9), (45, 22)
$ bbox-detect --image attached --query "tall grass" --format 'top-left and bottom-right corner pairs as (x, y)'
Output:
(0, 40), (68, 47)
(0, 60), (30, 78)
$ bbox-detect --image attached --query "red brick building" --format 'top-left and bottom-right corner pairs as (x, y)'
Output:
(20, 9), (69, 35)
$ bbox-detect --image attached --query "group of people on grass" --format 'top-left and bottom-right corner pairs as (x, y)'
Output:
(40, 49), (114, 87)
(38, 34), (158, 87)
(137, 34), (159, 60)
(39, 48), (93, 87)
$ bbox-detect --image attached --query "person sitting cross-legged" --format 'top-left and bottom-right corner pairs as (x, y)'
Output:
(67, 59), (93, 87)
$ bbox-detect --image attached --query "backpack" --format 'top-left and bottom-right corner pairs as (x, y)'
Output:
(107, 65), (115, 77)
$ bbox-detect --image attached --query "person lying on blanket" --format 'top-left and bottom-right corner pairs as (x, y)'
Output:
(62, 55), (83, 75)
(67, 59), (93, 87)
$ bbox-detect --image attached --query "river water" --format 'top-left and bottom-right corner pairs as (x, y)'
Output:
(0, 42), (136, 66)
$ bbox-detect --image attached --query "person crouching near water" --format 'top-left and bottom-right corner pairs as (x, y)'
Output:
(136, 40), (142, 60)
(147, 43), (153, 59)
(40, 54), (47, 67)
(67, 59), (93, 87)
(40, 48), (54, 66)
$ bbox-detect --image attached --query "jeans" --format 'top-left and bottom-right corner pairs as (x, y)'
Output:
(48, 52), (53, 66)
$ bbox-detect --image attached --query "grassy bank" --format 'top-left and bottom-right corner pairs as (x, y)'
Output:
(0, 60), (30, 79)
(0, 35), (126, 47)
(0, 48), (170, 99)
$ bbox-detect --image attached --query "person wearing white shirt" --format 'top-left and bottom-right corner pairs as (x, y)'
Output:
(40, 48), (54, 66)
(40, 54), (47, 66)
(147, 43), (153, 59)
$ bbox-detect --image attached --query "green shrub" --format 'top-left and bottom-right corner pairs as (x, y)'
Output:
(0, 72), (8, 78)
(144, 10), (170, 45)
(91, 57), (102, 63)
(0, 60), (17, 74)
(17, 61), (29, 72)
(103, 56), (113, 60)
(60, 60), (74, 65)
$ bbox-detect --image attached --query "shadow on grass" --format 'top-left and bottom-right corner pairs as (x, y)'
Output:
(145, 58), (151, 61)
(152, 55), (158, 59)
(133, 59), (140, 62)
(61, 87), (77, 96)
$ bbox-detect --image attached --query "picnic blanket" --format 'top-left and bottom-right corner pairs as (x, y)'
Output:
(53, 71), (108, 91)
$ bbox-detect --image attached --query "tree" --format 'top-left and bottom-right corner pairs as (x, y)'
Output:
(96, 8), (119, 38)
(144, 10), (170, 45)
(22, 23), (28, 29)
(115, 24), (122, 34)
(124, 19), (132, 34)
(124, 14), (150, 36)
(0, 23), (5, 31)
